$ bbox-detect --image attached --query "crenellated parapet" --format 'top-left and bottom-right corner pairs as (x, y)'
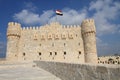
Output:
(22, 26), (40, 30)
(21, 22), (81, 31)
(7, 22), (21, 39)
(81, 19), (96, 36)
(62, 25), (81, 29)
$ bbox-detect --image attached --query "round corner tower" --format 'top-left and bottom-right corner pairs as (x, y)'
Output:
(81, 19), (98, 64)
(6, 22), (21, 61)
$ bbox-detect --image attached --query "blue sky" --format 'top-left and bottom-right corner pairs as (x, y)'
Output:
(0, 0), (120, 57)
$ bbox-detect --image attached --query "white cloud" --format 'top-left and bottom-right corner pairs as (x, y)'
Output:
(13, 10), (54, 25)
(13, 0), (120, 35)
(13, 8), (87, 25)
(89, 0), (120, 35)
(49, 8), (87, 25)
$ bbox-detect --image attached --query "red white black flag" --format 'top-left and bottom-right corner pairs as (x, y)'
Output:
(55, 10), (63, 16)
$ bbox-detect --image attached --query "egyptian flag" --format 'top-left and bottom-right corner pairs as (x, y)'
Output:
(55, 10), (63, 16)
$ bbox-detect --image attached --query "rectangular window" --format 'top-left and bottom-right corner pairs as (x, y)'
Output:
(50, 52), (52, 55)
(55, 52), (57, 55)
(23, 53), (25, 56)
(64, 51), (66, 55)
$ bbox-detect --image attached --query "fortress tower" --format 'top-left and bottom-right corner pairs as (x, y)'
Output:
(6, 22), (21, 61)
(81, 19), (98, 63)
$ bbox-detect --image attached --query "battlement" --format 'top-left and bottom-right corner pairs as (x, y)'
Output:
(81, 19), (94, 25)
(8, 22), (21, 27)
(81, 19), (96, 33)
(7, 22), (21, 39)
(22, 23), (81, 31)
(22, 26), (40, 30)
(62, 25), (80, 28)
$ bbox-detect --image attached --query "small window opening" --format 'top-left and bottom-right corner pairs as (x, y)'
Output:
(50, 52), (52, 55)
(55, 52), (57, 55)
(78, 43), (80, 46)
(39, 52), (41, 56)
(23, 53), (25, 56)
(79, 51), (81, 55)
(64, 52), (66, 55)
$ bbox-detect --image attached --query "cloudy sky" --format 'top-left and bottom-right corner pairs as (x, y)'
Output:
(0, 0), (120, 57)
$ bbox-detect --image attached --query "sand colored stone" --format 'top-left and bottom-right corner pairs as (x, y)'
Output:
(0, 62), (61, 80)
(6, 19), (97, 64)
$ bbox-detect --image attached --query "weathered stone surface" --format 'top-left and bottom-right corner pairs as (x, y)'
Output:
(6, 19), (98, 64)
(35, 61), (120, 80)
(0, 62), (61, 80)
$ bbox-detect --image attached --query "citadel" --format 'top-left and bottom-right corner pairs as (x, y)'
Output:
(6, 19), (98, 63)
(0, 19), (119, 80)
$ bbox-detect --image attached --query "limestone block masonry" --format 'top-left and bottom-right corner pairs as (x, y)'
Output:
(35, 61), (120, 80)
(6, 19), (98, 64)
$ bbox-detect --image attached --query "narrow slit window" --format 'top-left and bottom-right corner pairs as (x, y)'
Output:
(64, 52), (66, 55)
(23, 53), (25, 56)
(55, 52), (57, 55)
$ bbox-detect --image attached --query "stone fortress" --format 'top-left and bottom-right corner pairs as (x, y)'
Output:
(0, 19), (119, 80)
(6, 19), (98, 64)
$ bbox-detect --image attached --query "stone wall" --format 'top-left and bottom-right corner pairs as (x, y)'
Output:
(35, 61), (120, 80)
(13, 22), (85, 63)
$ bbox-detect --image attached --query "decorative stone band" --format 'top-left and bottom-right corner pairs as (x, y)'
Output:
(82, 31), (96, 36)
(7, 34), (20, 38)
